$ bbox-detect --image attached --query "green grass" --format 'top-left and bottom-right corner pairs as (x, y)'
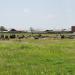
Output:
(0, 39), (75, 75)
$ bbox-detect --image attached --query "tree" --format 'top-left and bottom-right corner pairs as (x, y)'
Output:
(0, 26), (8, 32)
(30, 27), (34, 34)
(45, 30), (53, 33)
(10, 29), (17, 32)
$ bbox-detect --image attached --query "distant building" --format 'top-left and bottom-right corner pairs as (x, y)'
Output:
(71, 26), (75, 32)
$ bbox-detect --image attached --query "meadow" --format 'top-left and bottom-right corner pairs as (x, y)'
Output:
(0, 38), (75, 75)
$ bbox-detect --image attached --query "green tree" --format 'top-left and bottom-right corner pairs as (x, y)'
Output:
(0, 26), (8, 32)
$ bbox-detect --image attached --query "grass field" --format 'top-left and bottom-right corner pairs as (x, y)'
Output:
(0, 39), (75, 75)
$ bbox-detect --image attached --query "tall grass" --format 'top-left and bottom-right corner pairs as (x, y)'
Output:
(0, 39), (75, 75)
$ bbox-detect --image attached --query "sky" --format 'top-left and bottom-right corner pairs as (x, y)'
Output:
(0, 0), (75, 30)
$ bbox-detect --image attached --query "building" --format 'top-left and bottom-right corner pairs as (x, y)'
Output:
(71, 26), (75, 32)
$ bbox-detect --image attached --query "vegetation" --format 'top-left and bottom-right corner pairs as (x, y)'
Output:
(0, 26), (7, 32)
(0, 39), (75, 75)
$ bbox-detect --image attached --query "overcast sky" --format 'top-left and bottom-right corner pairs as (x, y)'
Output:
(0, 0), (75, 30)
